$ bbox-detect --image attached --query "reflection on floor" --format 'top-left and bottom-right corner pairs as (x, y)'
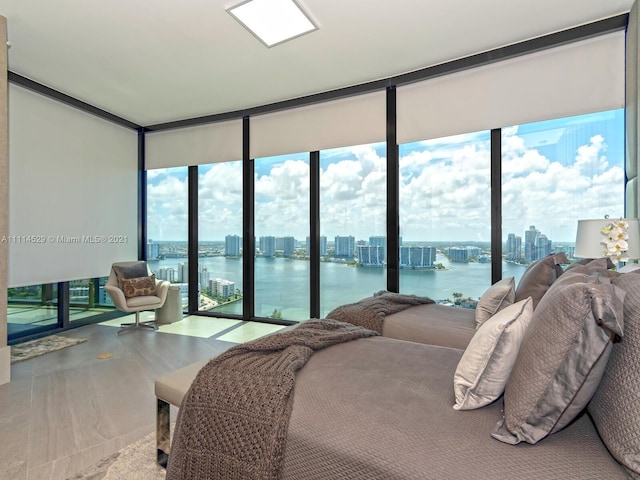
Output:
(100, 313), (286, 343)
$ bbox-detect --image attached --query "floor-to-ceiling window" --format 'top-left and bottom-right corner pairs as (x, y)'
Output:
(146, 166), (189, 311)
(398, 131), (491, 305)
(198, 160), (244, 315)
(254, 153), (310, 321)
(502, 109), (625, 284)
(319, 142), (386, 317)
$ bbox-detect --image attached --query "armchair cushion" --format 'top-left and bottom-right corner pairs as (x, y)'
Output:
(113, 261), (149, 289)
(122, 275), (157, 298)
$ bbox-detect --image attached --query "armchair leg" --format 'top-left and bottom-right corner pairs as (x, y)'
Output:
(118, 311), (157, 334)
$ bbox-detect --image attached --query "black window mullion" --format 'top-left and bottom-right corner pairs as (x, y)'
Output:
(243, 116), (255, 321)
(138, 129), (147, 260)
(310, 151), (320, 318)
(386, 86), (399, 293)
(58, 281), (70, 328)
(188, 165), (198, 314)
(491, 128), (502, 284)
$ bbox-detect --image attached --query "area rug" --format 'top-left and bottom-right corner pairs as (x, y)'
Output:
(67, 430), (166, 480)
(10, 335), (88, 363)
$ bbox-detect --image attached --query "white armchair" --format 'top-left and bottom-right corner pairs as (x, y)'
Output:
(105, 261), (170, 332)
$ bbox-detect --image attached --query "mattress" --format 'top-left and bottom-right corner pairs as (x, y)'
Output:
(282, 336), (627, 479)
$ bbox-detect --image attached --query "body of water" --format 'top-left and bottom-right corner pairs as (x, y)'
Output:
(149, 255), (528, 321)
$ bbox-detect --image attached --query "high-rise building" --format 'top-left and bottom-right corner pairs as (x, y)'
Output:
(210, 278), (236, 300)
(282, 236), (295, 257)
(157, 267), (176, 282)
(305, 236), (327, 256)
(225, 235), (241, 256)
(334, 235), (355, 258)
(199, 266), (210, 291)
(147, 240), (160, 260)
(369, 236), (386, 260)
(399, 246), (436, 268)
(506, 233), (522, 262)
(447, 247), (470, 262)
(178, 262), (188, 283)
(357, 245), (384, 266)
(260, 236), (276, 257)
(524, 225), (539, 262)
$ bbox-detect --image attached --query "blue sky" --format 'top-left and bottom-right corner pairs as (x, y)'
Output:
(147, 109), (624, 244)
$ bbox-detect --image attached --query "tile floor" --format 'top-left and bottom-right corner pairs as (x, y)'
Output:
(0, 314), (285, 480)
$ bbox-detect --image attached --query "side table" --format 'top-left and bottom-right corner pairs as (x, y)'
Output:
(155, 285), (183, 324)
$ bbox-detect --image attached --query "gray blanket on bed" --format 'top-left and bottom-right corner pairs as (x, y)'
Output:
(326, 290), (435, 333)
(165, 318), (378, 480)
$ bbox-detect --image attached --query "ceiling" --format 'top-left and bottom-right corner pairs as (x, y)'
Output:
(0, 0), (634, 127)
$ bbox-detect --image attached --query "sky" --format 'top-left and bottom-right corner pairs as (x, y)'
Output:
(146, 109), (624, 244)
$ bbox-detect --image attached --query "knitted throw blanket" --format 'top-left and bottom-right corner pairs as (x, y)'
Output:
(165, 318), (378, 480)
(326, 290), (435, 333)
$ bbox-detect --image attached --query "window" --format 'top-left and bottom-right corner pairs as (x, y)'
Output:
(146, 167), (189, 311)
(254, 153), (310, 320)
(399, 131), (491, 306)
(502, 110), (624, 284)
(7, 283), (58, 339)
(319, 142), (386, 316)
(198, 161), (244, 315)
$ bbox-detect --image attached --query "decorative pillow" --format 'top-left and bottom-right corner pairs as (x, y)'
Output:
(113, 261), (149, 289)
(453, 297), (533, 411)
(514, 252), (569, 308)
(565, 257), (614, 272)
(492, 278), (625, 445)
(122, 275), (157, 298)
(589, 273), (640, 477)
(475, 277), (515, 329)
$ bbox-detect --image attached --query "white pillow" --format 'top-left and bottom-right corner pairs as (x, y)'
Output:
(475, 277), (515, 329)
(453, 297), (533, 411)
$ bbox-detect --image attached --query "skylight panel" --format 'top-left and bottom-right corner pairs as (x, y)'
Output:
(227, 0), (318, 48)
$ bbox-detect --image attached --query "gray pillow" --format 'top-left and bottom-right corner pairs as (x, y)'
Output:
(113, 261), (149, 289)
(514, 252), (569, 308)
(475, 277), (515, 329)
(492, 278), (625, 445)
(589, 273), (640, 477)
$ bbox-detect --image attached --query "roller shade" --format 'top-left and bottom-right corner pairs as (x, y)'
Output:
(250, 91), (386, 158)
(397, 31), (624, 144)
(8, 84), (138, 287)
(145, 119), (243, 169)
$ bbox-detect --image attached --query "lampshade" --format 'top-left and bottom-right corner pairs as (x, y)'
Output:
(574, 218), (640, 260)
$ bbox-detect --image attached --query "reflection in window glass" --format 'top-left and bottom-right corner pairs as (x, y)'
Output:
(254, 153), (310, 321)
(146, 167), (189, 311)
(319, 142), (386, 316)
(69, 277), (113, 323)
(198, 161), (244, 315)
(399, 131), (491, 306)
(7, 283), (58, 338)
(502, 110), (624, 284)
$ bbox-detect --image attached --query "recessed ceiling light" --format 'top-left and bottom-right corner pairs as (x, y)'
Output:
(227, 0), (318, 48)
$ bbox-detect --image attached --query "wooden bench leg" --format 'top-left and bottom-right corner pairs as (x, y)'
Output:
(157, 398), (171, 468)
